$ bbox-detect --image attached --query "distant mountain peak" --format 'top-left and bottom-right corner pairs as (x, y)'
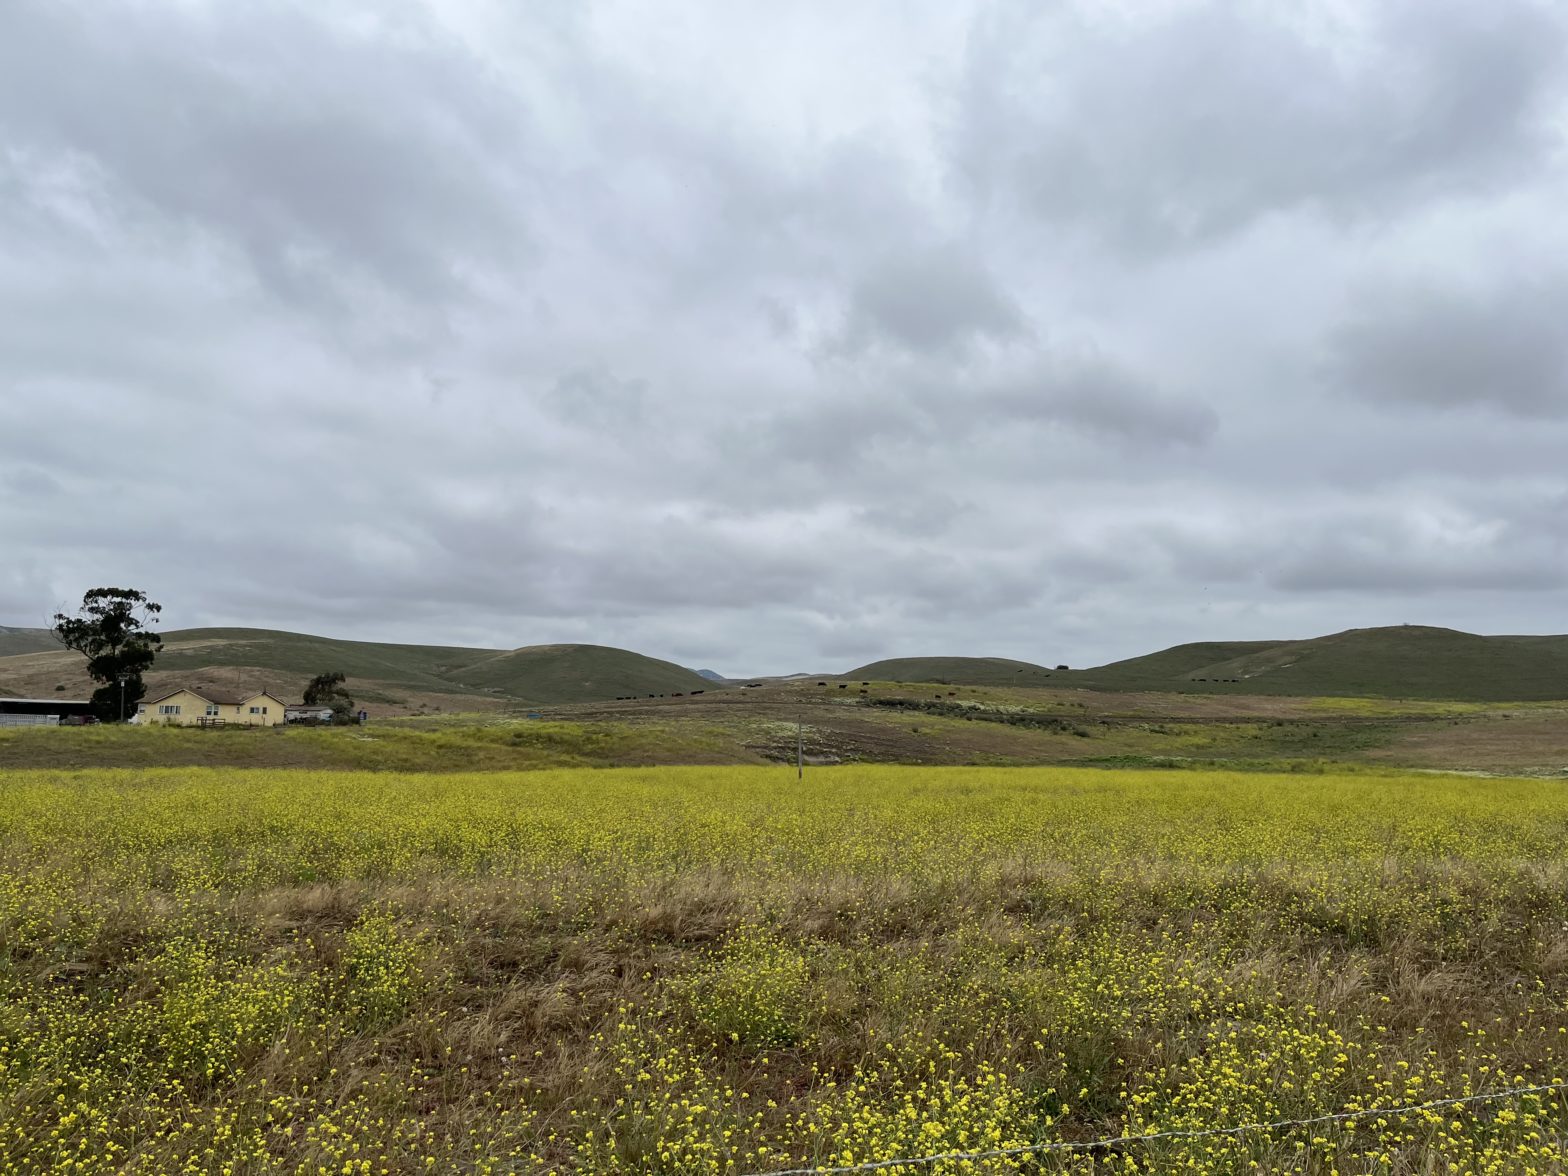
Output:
(695, 669), (727, 682)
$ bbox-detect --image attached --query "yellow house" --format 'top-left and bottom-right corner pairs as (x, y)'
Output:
(136, 687), (288, 727)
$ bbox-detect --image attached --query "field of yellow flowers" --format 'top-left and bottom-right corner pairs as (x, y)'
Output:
(3, 764), (1567, 1174)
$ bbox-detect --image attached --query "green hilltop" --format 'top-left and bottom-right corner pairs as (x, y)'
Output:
(146, 629), (713, 704)
(1098, 625), (1568, 701)
(1073, 640), (1284, 684)
(148, 627), (500, 694)
(446, 644), (714, 702)
(846, 656), (1062, 687)
(0, 626), (716, 708)
(863, 626), (1568, 702)
(7, 621), (1568, 707)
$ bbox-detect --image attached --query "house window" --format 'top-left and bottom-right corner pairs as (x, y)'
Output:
(262, 706), (268, 715)
(249, 706), (261, 714)
(159, 704), (181, 715)
(205, 704), (219, 717)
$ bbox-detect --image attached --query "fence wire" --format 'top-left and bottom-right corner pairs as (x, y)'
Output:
(741, 1078), (1568, 1175)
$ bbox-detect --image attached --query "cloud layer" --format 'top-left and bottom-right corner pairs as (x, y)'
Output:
(3, 0), (1567, 673)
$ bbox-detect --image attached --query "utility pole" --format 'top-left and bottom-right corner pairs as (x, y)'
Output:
(796, 716), (803, 780)
(117, 673), (127, 723)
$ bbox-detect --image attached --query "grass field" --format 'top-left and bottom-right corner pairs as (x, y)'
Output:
(4, 765), (1568, 1173)
(6, 685), (1568, 776)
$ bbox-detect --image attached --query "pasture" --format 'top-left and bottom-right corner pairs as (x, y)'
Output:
(3, 765), (1568, 1173)
(7, 685), (1568, 776)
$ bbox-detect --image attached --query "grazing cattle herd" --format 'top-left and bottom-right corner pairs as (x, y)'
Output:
(612, 689), (708, 700)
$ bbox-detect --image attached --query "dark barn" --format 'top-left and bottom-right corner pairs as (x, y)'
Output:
(0, 697), (96, 726)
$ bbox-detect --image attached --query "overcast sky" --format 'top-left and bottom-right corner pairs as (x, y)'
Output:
(3, 0), (1567, 674)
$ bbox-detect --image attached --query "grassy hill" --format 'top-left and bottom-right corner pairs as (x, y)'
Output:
(443, 644), (715, 703)
(9, 620), (1568, 709)
(0, 626), (722, 711)
(150, 628), (500, 694)
(1074, 640), (1284, 686)
(0, 626), (59, 658)
(846, 656), (1060, 686)
(852, 628), (1568, 701)
(1068, 626), (1568, 701)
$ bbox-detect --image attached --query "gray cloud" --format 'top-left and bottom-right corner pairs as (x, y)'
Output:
(1269, 511), (1568, 594)
(544, 367), (651, 431)
(754, 343), (1216, 478)
(0, 2), (535, 314)
(3, 0), (1568, 674)
(3, 468), (62, 497)
(1328, 275), (1568, 417)
(987, 353), (1218, 447)
(955, 0), (1568, 251)
(831, 245), (1025, 355)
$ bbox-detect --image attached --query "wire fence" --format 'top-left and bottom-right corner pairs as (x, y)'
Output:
(741, 1079), (1568, 1175)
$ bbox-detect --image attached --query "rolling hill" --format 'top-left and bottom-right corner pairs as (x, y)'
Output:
(0, 626), (721, 712)
(851, 627), (1568, 701)
(0, 626), (60, 658)
(7, 620), (1568, 708)
(1062, 626), (1568, 701)
(445, 644), (714, 702)
(147, 628), (501, 693)
(846, 656), (1061, 686)
(1106, 625), (1568, 701)
(1072, 640), (1285, 686)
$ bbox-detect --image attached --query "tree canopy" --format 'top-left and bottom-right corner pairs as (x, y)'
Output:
(304, 671), (355, 721)
(52, 588), (163, 721)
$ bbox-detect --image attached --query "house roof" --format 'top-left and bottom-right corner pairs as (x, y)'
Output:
(286, 702), (335, 710)
(141, 687), (288, 707)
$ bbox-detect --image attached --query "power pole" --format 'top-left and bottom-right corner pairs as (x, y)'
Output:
(117, 673), (127, 723)
(796, 717), (803, 780)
